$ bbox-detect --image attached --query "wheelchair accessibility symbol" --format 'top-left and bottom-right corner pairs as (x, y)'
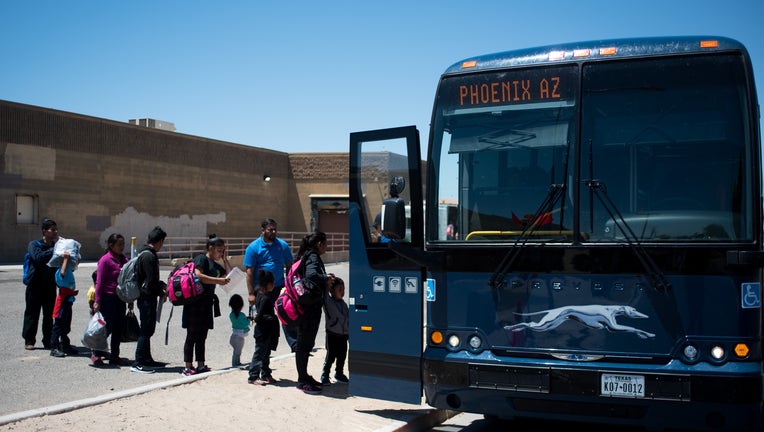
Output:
(741, 283), (761, 309)
(425, 279), (436, 302)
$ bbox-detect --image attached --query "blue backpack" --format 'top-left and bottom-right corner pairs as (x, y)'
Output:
(22, 240), (43, 286)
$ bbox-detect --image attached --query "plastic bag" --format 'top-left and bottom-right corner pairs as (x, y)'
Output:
(48, 237), (82, 270)
(122, 310), (141, 343)
(81, 312), (108, 351)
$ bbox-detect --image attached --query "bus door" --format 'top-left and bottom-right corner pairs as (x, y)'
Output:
(348, 126), (425, 404)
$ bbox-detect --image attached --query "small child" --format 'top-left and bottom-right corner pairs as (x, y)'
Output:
(87, 270), (107, 365)
(321, 277), (349, 384)
(248, 270), (279, 385)
(228, 294), (251, 368)
(50, 252), (79, 358)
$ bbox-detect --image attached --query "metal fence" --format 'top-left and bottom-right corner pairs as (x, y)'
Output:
(152, 232), (349, 265)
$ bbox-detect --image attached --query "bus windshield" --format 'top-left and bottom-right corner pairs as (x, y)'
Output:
(431, 54), (753, 243)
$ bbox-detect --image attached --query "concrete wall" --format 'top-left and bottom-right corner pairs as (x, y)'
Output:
(0, 100), (348, 263)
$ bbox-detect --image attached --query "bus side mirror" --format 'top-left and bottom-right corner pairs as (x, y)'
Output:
(381, 197), (406, 240)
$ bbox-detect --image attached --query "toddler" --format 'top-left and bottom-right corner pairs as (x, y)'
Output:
(87, 270), (108, 365)
(248, 270), (279, 385)
(321, 277), (349, 384)
(228, 294), (250, 368)
(50, 252), (79, 357)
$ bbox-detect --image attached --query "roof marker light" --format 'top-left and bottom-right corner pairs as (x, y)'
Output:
(599, 47), (617, 56)
(573, 49), (591, 58)
(700, 40), (719, 49)
(461, 60), (477, 69)
(549, 51), (565, 61)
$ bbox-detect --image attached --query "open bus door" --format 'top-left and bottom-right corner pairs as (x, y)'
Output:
(348, 126), (424, 404)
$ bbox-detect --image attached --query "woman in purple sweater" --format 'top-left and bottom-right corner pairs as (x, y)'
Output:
(93, 233), (129, 366)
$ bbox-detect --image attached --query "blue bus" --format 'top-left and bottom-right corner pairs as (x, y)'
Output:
(348, 36), (763, 431)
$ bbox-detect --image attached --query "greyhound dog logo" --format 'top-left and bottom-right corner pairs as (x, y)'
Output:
(505, 304), (656, 339)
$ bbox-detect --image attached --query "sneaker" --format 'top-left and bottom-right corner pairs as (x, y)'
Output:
(195, 365), (210, 374)
(263, 375), (277, 384)
(91, 355), (104, 366)
(181, 368), (196, 376)
(334, 373), (349, 383)
(130, 364), (156, 374)
(320, 374), (331, 385)
(50, 348), (65, 358)
(24, 344), (35, 350)
(296, 383), (321, 395)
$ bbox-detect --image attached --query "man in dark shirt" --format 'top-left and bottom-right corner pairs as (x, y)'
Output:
(131, 226), (168, 374)
(22, 218), (59, 350)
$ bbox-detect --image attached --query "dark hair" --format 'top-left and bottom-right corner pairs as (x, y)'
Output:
(257, 269), (275, 292)
(91, 270), (98, 284)
(106, 233), (124, 252)
(261, 218), (277, 229)
(41, 218), (57, 231)
(229, 293), (244, 315)
(206, 234), (225, 249)
(147, 226), (167, 244)
(296, 230), (327, 260)
(333, 277), (344, 288)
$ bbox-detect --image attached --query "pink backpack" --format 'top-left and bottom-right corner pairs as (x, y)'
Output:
(167, 260), (204, 305)
(275, 259), (306, 326)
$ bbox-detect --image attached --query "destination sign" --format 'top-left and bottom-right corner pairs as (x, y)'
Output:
(442, 66), (577, 110)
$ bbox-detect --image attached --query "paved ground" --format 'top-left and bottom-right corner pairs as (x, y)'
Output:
(0, 261), (450, 431)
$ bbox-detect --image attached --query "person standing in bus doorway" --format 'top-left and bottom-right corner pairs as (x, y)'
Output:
(243, 218), (297, 350)
(131, 226), (168, 374)
(293, 231), (336, 394)
(22, 218), (59, 351)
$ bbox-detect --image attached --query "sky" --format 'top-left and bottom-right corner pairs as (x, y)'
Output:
(2, 1), (763, 155)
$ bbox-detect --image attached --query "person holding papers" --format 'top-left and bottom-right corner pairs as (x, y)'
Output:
(180, 234), (231, 376)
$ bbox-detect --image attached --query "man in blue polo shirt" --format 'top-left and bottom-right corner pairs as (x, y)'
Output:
(244, 218), (296, 351)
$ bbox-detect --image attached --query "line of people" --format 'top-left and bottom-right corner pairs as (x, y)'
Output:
(21, 218), (349, 393)
(243, 219), (349, 394)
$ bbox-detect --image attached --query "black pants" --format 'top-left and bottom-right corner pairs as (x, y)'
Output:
(100, 293), (126, 360)
(135, 294), (158, 365)
(294, 306), (322, 384)
(22, 281), (56, 347)
(249, 323), (278, 380)
(322, 331), (348, 376)
(50, 300), (73, 350)
(183, 326), (209, 363)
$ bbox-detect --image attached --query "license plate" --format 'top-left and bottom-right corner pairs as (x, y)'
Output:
(601, 373), (645, 398)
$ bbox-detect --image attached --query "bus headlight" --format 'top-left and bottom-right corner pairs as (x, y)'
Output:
(468, 335), (482, 350)
(447, 334), (460, 349)
(710, 345), (726, 361)
(682, 344), (699, 362)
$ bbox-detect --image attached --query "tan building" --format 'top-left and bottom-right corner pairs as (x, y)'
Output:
(0, 99), (350, 263)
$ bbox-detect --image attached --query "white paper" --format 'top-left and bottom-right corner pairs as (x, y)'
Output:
(219, 267), (246, 294)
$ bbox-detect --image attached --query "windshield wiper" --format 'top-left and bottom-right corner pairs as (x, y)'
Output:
(586, 180), (671, 293)
(488, 183), (566, 289)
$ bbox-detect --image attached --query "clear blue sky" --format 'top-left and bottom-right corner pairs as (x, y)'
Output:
(2, 1), (763, 154)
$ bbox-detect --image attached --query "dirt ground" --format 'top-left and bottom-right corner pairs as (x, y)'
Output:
(0, 351), (437, 432)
